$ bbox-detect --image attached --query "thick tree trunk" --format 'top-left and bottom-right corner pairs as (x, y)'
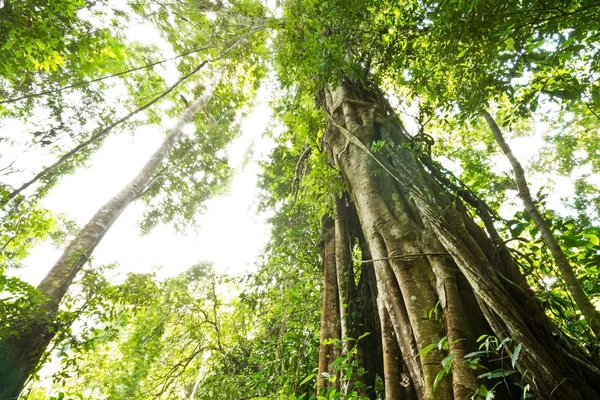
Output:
(0, 83), (215, 400)
(317, 80), (600, 400)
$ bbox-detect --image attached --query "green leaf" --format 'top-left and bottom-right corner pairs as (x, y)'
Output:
(511, 343), (522, 368)
(464, 350), (489, 359)
(433, 368), (447, 388)
(505, 38), (515, 51)
(300, 373), (315, 385)
(479, 369), (518, 379)
(418, 343), (437, 358)
(480, 385), (488, 395)
(441, 353), (455, 368)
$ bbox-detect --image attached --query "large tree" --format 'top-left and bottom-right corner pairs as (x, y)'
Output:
(0, 79), (218, 399)
(269, 0), (600, 399)
(316, 80), (600, 399)
(1, 1), (268, 397)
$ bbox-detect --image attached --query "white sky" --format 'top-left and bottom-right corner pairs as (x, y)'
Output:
(12, 98), (275, 286)
(5, 5), (279, 286)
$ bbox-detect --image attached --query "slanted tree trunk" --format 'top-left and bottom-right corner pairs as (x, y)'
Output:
(483, 109), (600, 340)
(0, 61), (211, 207)
(315, 80), (600, 400)
(0, 82), (215, 400)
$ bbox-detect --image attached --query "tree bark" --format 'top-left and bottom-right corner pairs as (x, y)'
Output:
(333, 196), (352, 395)
(483, 109), (600, 340)
(0, 82), (216, 400)
(315, 80), (600, 400)
(317, 215), (341, 394)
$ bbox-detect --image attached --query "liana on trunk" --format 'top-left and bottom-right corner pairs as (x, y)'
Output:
(315, 80), (600, 400)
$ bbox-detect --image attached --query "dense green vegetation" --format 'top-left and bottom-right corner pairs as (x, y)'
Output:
(1, 0), (600, 399)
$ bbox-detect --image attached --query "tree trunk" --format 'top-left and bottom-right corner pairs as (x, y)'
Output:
(483, 109), (600, 340)
(317, 214), (341, 394)
(0, 61), (211, 206)
(0, 82), (215, 400)
(316, 80), (600, 400)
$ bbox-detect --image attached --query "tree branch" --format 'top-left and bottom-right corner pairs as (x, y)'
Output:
(483, 108), (600, 340)
(1, 25), (265, 206)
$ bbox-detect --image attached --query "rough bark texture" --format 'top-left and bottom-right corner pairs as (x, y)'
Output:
(0, 83), (215, 400)
(315, 80), (600, 400)
(484, 109), (600, 340)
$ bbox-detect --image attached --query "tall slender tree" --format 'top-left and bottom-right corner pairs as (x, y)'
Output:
(0, 80), (215, 399)
(484, 109), (600, 340)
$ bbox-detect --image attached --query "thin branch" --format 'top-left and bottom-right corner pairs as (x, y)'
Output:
(0, 45), (217, 105)
(483, 108), (600, 340)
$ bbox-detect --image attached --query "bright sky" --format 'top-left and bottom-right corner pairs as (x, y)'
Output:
(5, 4), (279, 286)
(13, 96), (275, 286)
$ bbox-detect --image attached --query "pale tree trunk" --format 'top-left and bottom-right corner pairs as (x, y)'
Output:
(483, 109), (600, 340)
(315, 80), (600, 400)
(1, 61), (211, 206)
(0, 82), (216, 400)
(317, 215), (341, 394)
